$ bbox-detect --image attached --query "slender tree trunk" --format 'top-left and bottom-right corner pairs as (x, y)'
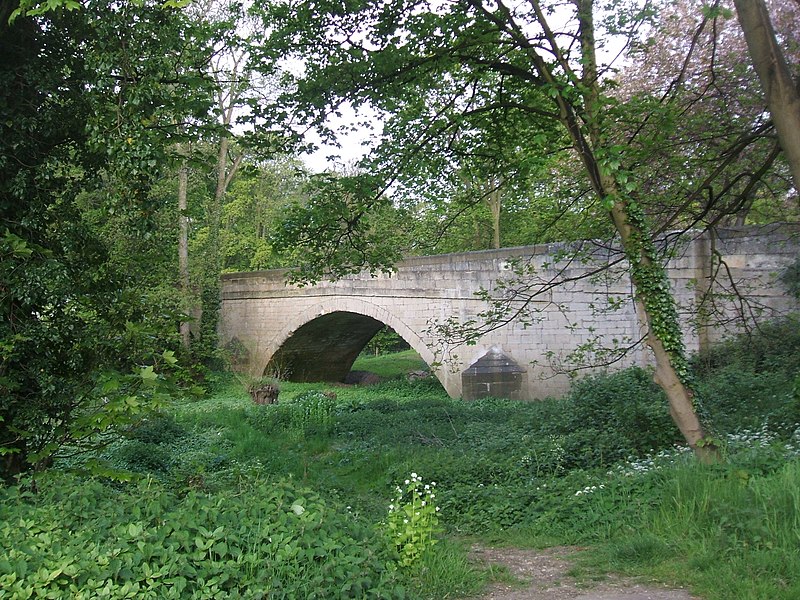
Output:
(485, 179), (502, 249)
(178, 159), (191, 350)
(734, 0), (800, 192)
(572, 0), (716, 461)
(209, 135), (230, 274)
(608, 201), (712, 460)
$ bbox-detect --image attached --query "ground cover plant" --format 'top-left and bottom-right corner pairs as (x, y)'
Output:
(1, 320), (798, 599)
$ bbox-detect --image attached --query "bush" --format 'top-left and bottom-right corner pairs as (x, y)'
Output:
(564, 368), (681, 457)
(696, 367), (796, 433)
(691, 316), (800, 378)
(689, 317), (800, 434)
(129, 413), (189, 445)
(780, 257), (800, 300)
(247, 391), (337, 438)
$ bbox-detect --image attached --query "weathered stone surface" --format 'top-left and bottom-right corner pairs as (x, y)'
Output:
(219, 225), (800, 400)
(462, 347), (526, 400)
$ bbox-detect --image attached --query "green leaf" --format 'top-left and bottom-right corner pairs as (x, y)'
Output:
(140, 365), (158, 385)
(161, 350), (178, 365)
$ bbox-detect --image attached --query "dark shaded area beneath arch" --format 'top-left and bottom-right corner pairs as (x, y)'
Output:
(266, 311), (384, 382)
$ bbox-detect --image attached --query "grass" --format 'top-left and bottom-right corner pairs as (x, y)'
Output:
(136, 359), (800, 599)
(10, 324), (800, 599)
(352, 348), (429, 378)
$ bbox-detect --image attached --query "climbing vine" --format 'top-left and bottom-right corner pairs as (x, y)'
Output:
(620, 198), (692, 384)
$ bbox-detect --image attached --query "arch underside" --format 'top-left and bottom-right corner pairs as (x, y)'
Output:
(266, 311), (385, 382)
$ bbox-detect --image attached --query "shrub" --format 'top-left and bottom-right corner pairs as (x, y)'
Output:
(439, 482), (540, 533)
(129, 413), (188, 445)
(696, 367), (795, 433)
(245, 391), (337, 439)
(284, 390), (337, 436)
(0, 474), (405, 599)
(385, 473), (441, 568)
(780, 257), (800, 300)
(691, 316), (800, 378)
(564, 368), (680, 456)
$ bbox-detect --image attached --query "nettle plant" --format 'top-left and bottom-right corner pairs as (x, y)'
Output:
(386, 473), (441, 569)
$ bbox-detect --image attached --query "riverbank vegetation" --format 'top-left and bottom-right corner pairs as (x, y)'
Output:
(2, 320), (798, 599)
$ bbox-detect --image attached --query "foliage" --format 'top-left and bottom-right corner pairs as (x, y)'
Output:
(565, 367), (682, 457)
(692, 317), (800, 377)
(6, 331), (800, 597)
(281, 391), (338, 438)
(270, 172), (404, 284)
(217, 160), (311, 273)
(616, 0), (800, 230)
(0, 0), (219, 477)
(241, 390), (338, 439)
(0, 474), (405, 599)
(642, 457), (800, 599)
(691, 317), (800, 432)
(386, 473), (441, 569)
(352, 349), (430, 379)
(363, 327), (410, 357)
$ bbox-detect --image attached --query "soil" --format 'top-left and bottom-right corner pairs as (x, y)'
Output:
(469, 545), (699, 600)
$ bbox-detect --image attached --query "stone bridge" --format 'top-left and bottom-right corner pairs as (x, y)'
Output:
(218, 225), (799, 400)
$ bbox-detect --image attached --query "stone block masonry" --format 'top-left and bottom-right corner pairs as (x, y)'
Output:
(219, 225), (800, 400)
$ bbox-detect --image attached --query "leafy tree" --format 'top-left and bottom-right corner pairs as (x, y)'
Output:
(615, 0), (799, 230)
(214, 158), (311, 272)
(0, 1), (217, 478)
(252, 0), (749, 459)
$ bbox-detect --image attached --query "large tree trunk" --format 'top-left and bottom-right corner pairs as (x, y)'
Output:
(178, 159), (191, 350)
(734, 0), (800, 192)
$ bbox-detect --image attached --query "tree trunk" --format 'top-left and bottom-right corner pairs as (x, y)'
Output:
(209, 135), (230, 274)
(485, 179), (502, 249)
(570, 0), (716, 461)
(178, 159), (191, 350)
(609, 202), (715, 462)
(734, 0), (800, 192)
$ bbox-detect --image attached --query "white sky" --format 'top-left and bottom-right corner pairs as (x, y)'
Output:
(299, 2), (632, 173)
(301, 104), (380, 173)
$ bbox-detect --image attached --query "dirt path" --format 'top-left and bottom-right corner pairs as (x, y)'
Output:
(469, 545), (699, 600)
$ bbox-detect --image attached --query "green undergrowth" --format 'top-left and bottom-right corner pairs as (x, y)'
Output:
(3, 318), (799, 599)
(570, 458), (800, 600)
(0, 476), (404, 599)
(351, 349), (429, 379)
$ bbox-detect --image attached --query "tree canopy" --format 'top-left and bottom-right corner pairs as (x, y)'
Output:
(247, 0), (798, 459)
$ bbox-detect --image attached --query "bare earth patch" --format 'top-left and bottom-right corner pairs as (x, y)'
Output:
(469, 545), (700, 600)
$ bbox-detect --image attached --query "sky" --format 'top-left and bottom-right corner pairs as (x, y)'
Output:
(301, 103), (380, 173)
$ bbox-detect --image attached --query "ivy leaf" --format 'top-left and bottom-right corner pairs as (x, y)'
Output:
(161, 349), (178, 365)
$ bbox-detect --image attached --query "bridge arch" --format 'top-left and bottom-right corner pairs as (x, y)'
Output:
(256, 298), (445, 390)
